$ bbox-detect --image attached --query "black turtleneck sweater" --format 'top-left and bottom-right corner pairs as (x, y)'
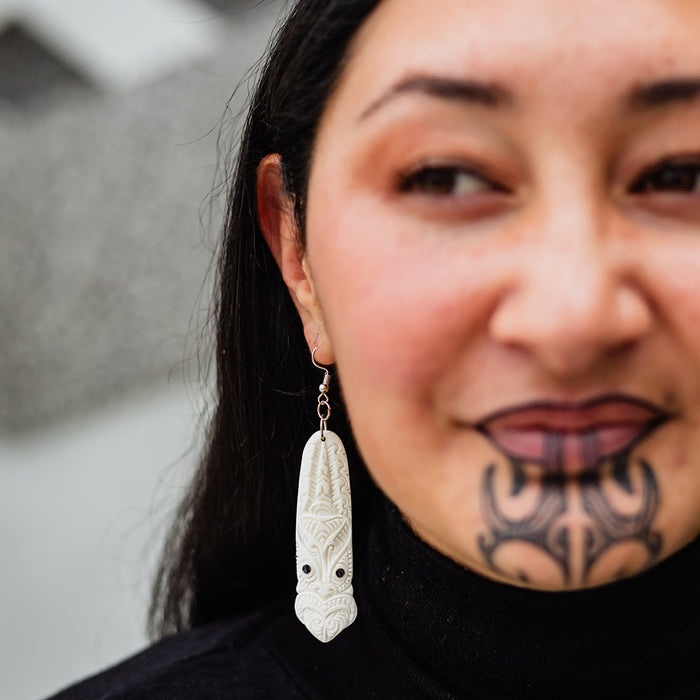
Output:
(49, 499), (700, 699)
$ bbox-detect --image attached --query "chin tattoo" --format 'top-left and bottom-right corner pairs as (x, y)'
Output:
(477, 441), (662, 587)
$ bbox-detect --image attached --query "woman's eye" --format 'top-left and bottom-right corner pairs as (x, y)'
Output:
(399, 166), (497, 197)
(631, 160), (700, 194)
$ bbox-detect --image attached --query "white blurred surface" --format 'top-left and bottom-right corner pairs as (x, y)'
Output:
(0, 382), (200, 699)
(1, 0), (221, 90)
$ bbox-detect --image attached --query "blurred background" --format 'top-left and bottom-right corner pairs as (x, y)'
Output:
(0, 1), (280, 697)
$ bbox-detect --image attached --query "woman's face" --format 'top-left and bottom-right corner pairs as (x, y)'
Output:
(276, 0), (700, 589)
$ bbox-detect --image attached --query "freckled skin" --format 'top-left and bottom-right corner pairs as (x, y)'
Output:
(263, 0), (700, 590)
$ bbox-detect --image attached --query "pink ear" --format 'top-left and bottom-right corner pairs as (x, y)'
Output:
(256, 154), (286, 265)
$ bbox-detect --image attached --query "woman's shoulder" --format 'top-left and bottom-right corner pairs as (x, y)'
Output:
(46, 600), (309, 700)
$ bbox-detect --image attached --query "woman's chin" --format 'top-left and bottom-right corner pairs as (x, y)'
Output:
(477, 538), (659, 591)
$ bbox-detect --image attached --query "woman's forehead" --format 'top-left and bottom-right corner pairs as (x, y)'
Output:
(335, 0), (700, 115)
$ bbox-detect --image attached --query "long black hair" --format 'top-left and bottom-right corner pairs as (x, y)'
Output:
(149, 0), (383, 637)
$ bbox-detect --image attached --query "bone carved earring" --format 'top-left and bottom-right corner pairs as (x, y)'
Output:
(294, 348), (357, 643)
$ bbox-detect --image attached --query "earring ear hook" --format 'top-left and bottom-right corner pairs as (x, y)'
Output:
(311, 346), (330, 374)
(312, 346), (331, 393)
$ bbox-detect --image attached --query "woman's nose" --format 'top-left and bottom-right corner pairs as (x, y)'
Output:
(488, 211), (653, 377)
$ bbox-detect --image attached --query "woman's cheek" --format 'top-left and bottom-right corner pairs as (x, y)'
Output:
(308, 199), (494, 399)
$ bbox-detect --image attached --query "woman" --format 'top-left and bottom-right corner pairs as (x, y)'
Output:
(51, 0), (700, 697)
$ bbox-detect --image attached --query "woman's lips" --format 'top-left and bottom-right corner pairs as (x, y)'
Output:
(474, 395), (670, 474)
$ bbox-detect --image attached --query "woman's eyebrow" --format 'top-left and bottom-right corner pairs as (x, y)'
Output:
(627, 77), (700, 110)
(357, 75), (513, 122)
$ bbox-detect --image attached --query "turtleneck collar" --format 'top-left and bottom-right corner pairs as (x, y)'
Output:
(359, 498), (700, 699)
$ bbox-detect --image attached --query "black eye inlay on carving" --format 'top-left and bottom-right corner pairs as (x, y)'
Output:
(335, 568), (345, 578)
(302, 564), (311, 575)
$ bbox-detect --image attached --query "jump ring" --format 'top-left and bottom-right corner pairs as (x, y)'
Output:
(317, 402), (331, 421)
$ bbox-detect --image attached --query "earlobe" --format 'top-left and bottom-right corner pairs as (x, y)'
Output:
(256, 154), (335, 364)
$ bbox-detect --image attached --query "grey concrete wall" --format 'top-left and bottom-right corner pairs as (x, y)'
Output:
(0, 0), (281, 432)
(0, 3), (283, 697)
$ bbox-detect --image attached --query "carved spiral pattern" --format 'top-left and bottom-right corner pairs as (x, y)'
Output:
(294, 592), (358, 644)
(295, 430), (357, 642)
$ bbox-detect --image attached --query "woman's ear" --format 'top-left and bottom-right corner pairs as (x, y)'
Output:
(256, 154), (334, 364)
